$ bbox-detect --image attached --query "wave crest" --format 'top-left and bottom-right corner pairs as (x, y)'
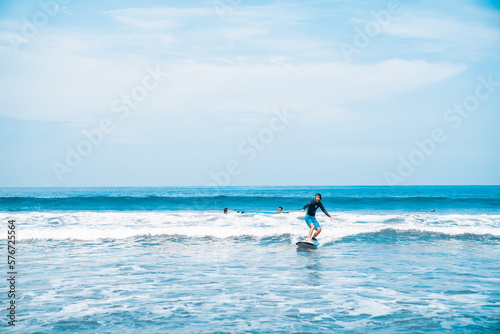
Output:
(1, 211), (498, 242)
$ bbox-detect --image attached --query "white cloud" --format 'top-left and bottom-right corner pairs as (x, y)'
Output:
(383, 10), (500, 60)
(0, 50), (465, 123)
(387, 14), (500, 42)
(104, 7), (216, 29)
(155, 59), (465, 118)
(103, 3), (316, 31)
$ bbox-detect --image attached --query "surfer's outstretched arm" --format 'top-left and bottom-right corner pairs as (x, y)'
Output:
(319, 202), (333, 220)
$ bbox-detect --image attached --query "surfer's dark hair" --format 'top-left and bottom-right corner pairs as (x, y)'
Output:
(315, 193), (322, 200)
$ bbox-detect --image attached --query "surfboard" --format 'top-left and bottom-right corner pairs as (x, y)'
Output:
(296, 240), (320, 248)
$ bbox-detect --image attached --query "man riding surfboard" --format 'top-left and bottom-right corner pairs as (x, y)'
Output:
(302, 193), (333, 243)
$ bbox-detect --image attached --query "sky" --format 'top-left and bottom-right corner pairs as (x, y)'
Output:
(0, 0), (499, 187)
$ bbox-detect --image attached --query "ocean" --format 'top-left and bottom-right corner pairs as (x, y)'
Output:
(1, 186), (499, 333)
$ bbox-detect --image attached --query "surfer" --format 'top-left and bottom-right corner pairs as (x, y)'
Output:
(277, 207), (284, 213)
(223, 208), (228, 214)
(302, 193), (333, 242)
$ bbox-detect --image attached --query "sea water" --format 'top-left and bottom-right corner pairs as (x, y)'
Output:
(0, 186), (499, 333)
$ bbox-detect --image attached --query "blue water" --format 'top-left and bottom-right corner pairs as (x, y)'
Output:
(1, 186), (500, 213)
(1, 186), (499, 333)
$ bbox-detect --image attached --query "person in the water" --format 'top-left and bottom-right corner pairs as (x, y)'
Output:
(302, 193), (333, 242)
(277, 207), (284, 213)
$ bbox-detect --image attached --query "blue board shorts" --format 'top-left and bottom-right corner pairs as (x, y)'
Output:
(305, 214), (321, 230)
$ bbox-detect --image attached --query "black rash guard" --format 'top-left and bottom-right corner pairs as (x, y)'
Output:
(303, 200), (331, 217)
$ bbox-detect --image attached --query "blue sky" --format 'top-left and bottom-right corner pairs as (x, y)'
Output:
(0, 0), (499, 186)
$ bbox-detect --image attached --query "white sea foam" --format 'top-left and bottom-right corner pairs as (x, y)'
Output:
(0, 211), (498, 241)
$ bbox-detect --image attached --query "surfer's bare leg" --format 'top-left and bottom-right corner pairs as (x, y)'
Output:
(308, 224), (315, 242)
(312, 227), (322, 239)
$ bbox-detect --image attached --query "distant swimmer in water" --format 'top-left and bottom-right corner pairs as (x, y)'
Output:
(224, 208), (228, 214)
(278, 207), (284, 213)
(431, 209), (435, 212)
(302, 193), (333, 243)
